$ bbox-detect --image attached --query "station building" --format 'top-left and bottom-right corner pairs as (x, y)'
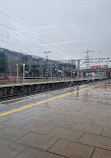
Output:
(0, 47), (76, 78)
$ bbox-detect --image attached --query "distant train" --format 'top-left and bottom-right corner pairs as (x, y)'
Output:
(91, 65), (108, 69)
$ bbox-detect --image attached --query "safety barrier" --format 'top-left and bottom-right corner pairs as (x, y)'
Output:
(0, 76), (23, 84)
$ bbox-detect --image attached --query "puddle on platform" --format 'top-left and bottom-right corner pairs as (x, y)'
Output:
(66, 81), (111, 104)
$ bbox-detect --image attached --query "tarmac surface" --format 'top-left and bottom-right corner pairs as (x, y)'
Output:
(0, 80), (111, 158)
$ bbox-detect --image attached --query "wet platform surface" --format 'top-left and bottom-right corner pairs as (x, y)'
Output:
(0, 80), (111, 158)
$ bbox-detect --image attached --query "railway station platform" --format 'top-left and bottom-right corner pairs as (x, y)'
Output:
(0, 80), (111, 158)
(0, 77), (108, 101)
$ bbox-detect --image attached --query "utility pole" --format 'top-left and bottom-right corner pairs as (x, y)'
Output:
(44, 51), (50, 80)
(83, 49), (93, 78)
(84, 49), (93, 69)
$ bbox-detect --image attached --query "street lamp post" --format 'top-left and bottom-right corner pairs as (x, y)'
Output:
(23, 64), (25, 82)
(44, 51), (50, 80)
(16, 64), (18, 82)
(9, 65), (11, 77)
(77, 60), (80, 79)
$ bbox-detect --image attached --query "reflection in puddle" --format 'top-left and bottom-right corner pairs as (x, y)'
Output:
(67, 81), (111, 105)
(76, 86), (79, 98)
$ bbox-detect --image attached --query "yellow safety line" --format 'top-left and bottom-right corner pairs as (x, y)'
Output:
(0, 80), (110, 117)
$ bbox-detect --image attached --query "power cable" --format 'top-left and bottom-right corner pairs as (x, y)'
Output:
(0, 10), (77, 54)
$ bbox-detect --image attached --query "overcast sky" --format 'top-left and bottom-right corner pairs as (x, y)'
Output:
(0, 0), (111, 60)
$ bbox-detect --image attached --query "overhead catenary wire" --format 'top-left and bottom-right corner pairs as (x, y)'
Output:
(0, 10), (77, 55)
(0, 23), (70, 57)
(0, 29), (41, 49)
(0, 25), (69, 59)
